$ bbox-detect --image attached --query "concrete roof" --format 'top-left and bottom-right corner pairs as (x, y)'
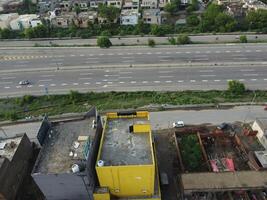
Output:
(33, 117), (96, 174)
(100, 117), (152, 166)
(0, 136), (22, 161)
(256, 118), (267, 131)
(182, 171), (267, 192)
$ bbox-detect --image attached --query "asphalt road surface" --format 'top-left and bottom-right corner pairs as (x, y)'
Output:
(0, 43), (267, 97)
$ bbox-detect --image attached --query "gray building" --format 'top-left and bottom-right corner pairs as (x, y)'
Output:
(0, 134), (33, 200)
(32, 107), (103, 200)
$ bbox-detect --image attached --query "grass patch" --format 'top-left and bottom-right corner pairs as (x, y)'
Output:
(0, 90), (266, 121)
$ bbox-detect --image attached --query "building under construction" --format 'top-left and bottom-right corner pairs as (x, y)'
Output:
(94, 111), (161, 200)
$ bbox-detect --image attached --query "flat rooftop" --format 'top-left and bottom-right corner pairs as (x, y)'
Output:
(0, 121), (41, 142)
(0, 136), (22, 161)
(182, 171), (267, 191)
(33, 118), (96, 174)
(100, 117), (152, 166)
(256, 118), (267, 131)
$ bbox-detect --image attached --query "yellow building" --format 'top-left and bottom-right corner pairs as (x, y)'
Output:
(94, 111), (161, 200)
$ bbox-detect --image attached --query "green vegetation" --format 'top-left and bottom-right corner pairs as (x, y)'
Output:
(97, 36), (112, 48)
(0, 89), (267, 121)
(98, 4), (120, 23)
(180, 134), (203, 171)
(148, 38), (156, 47)
(240, 35), (248, 43)
(168, 37), (177, 45)
(228, 80), (246, 95)
(177, 34), (191, 44)
(164, 0), (180, 15)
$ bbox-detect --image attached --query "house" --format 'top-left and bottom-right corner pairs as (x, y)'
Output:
(72, 0), (89, 11)
(50, 12), (75, 28)
(123, 0), (140, 9)
(0, 134), (34, 200)
(120, 9), (139, 25)
(242, 0), (267, 11)
(59, 1), (71, 12)
(9, 14), (42, 30)
(141, 0), (157, 8)
(2, 0), (24, 13)
(254, 151), (267, 168)
(74, 11), (98, 28)
(0, 13), (18, 29)
(158, 0), (170, 8)
(93, 111), (161, 199)
(142, 9), (161, 24)
(107, 0), (122, 8)
(89, 0), (105, 8)
(252, 118), (267, 149)
(32, 108), (103, 200)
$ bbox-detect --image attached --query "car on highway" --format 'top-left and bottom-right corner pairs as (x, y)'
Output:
(172, 121), (185, 128)
(19, 80), (30, 85)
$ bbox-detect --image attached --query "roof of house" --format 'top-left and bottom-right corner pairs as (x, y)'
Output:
(142, 8), (160, 16)
(255, 118), (267, 131)
(182, 171), (267, 191)
(99, 114), (153, 166)
(0, 135), (23, 161)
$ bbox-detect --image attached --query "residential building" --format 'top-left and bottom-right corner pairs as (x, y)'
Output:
(32, 108), (103, 200)
(123, 0), (140, 9)
(89, 0), (105, 8)
(0, 134), (33, 200)
(120, 9), (139, 25)
(2, 0), (23, 13)
(9, 14), (42, 30)
(94, 111), (161, 199)
(252, 118), (267, 149)
(0, 13), (18, 29)
(242, 0), (267, 10)
(141, 0), (157, 8)
(107, 0), (122, 8)
(73, 0), (89, 11)
(50, 12), (75, 28)
(59, 1), (71, 12)
(254, 151), (267, 168)
(142, 9), (161, 24)
(74, 11), (98, 28)
(158, 0), (170, 9)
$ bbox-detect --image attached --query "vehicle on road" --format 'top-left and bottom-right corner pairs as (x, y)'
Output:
(264, 105), (267, 111)
(172, 121), (185, 128)
(217, 122), (229, 130)
(19, 80), (30, 85)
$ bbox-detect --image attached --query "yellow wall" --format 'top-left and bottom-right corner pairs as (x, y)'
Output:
(106, 111), (149, 120)
(93, 193), (110, 200)
(133, 124), (151, 133)
(96, 164), (155, 197)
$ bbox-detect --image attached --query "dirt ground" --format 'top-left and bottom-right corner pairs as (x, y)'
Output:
(154, 129), (181, 200)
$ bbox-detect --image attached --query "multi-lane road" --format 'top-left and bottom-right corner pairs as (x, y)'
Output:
(0, 43), (267, 97)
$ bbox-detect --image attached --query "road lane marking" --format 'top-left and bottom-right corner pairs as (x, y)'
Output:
(84, 82), (91, 85)
(119, 71), (132, 74)
(119, 77), (132, 79)
(256, 50), (262, 52)
(158, 56), (170, 58)
(119, 81), (125, 84)
(142, 81), (148, 83)
(214, 80), (221, 82)
(50, 84), (56, 86)
(27, 85), (32, 88)
(243, 74), (259, 76)
(96, 82), (101, 84)
(107, 82), (113, 84)
(73, 83), (79, 85)
(41, 74), (55, 77)
(0, 82), (13, 84)
(159, 60), (170, 62)
(1, 77), (16, 79)
(4, 86), (10, 89)
(245, 50), (251, 52)
(159, 76), (173, 78)
(264, 79), (267, 81)
(240, 69), (254, 72)
(250, 79), (257, 81)
(80, 73), (92, 75)
(39, 84), (45, 87)
(79, 77), (92, 80)
(190, 80), (196, 82)
(158, 70), (173, 73)
(85, 61), (99, 64)
(130, 81), (136, 84)
(202, 80), (208, 82)
(234, 57), (248, 60)
(178, 80), (184, 83)
(165, 80), (172, 83)
(238, 79), (245, 81)
(200, 74), (216, 77)
(61, 83), (68, 86)
(16, 86), (22, 88)
(154, 81), (160, 83)
(199, 70), (214, 72)
(122, 57), (134, 59)
(39, 79), (52, 82)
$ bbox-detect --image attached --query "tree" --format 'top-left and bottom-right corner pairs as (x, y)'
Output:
(98, 4), (120, 23)
(186, 0), (198, 13)
(214, 13), (237, 32)
(246, 10), (267, 30)
(177, 34), (191, 44)
(97, 36), (112, 48)
(74, 5), (81, 14)
(228, 80), (246, 95)
(0, 28), (11, 39)
(164, 0), (180, 15)
(240, 35), (247, 43)
(148, 38), (156, 47)
(168, 37), (176, 45)
(186, 14), (200, 26)
(150, 24), (173, 36)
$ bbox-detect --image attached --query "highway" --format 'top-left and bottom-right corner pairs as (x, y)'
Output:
(0, 43), (267, 97)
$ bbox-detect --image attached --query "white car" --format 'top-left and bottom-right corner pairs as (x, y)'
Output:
(19, 80), (30, 85)
(172, 121), (185, 128)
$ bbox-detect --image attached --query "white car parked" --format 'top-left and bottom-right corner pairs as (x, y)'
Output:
(172, 121), (185, 128)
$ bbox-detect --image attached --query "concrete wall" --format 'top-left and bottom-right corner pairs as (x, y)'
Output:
(32, 173), (89, 200)
(37, 116), (51, 146)
(0, 134), (33, 200)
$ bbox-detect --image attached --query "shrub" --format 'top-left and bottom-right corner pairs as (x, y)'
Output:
(177, 34), (191, 45)
(148, 39), (156, 47)
(228, 80), (246, 95)
(240, 35), (247, 43)
(97, 36), (112, 48)
(69, 90), (81, 104)
(168, 37), (176, 45)
(5, 111), (18, 121)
